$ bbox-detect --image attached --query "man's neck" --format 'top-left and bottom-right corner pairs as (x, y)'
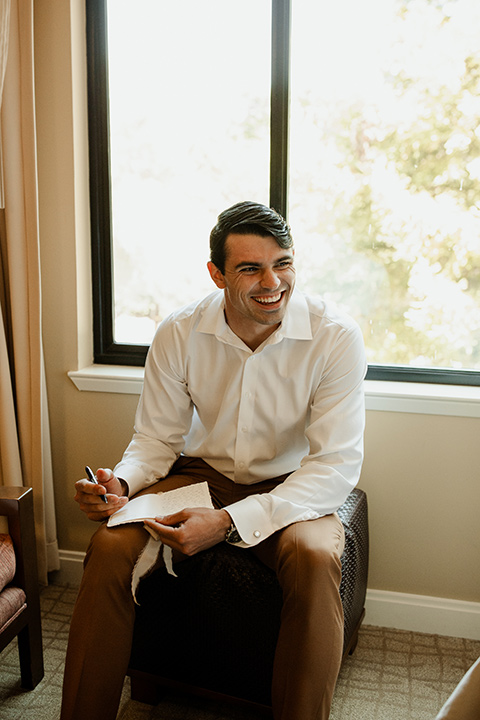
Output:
(224, 310), (280, 351)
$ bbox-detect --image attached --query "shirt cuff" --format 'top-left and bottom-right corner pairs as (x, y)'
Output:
(225, 494), (319, 548)
(113, 463), (150, 497)
(223, 496), (268, 547)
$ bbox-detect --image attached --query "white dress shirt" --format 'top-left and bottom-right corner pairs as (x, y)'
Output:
(114, 288), (367, 547)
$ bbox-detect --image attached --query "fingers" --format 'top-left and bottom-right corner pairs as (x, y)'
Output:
(95, 468), (127, 497)
(143, 508), (230, 556)
(154, 510), (186, 527)
(75, 477), (107, 503)
(145, 518), (181, 537)
(74, 478), (99, 500)
(74, 473), (128, 522)
(74, 494), (128, 522)
(143, 518), (186, 552)
(96, 467), (115, 483)
(76, 467), (119, 500)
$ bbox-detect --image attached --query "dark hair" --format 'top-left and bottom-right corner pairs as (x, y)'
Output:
(209, 201), (293, 273)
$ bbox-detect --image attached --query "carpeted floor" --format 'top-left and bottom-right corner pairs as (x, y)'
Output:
(0, 583), (479, 719)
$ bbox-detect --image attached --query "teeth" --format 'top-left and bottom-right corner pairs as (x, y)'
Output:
(254, 293), (282, 304)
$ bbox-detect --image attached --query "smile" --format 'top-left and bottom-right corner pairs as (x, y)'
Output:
(252, 292), (284, 305)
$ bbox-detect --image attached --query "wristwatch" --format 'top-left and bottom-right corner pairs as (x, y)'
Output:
(225, 521), (242, 545)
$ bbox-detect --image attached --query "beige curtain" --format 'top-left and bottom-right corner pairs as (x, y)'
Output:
(0, 0), (59, 583)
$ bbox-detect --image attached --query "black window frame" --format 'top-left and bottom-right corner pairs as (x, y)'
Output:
(86, 0), (480, 386)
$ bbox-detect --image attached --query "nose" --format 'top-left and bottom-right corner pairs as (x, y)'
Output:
(260, 267), (281, 289)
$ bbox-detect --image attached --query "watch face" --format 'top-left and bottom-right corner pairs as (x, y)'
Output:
(226, 523), (241, 544)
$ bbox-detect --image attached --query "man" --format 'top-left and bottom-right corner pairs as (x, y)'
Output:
(61, 201), (366, 720)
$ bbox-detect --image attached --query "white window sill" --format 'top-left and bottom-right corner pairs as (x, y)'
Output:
(68, 365), (144, 395)
(68, 365), (480, 418)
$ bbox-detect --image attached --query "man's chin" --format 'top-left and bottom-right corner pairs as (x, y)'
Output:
(251, 305), (287, 326)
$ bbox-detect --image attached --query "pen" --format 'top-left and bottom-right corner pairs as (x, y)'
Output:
(85, 465), (108, 504)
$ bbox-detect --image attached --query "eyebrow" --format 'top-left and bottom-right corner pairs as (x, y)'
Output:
(233, 255), (294, 271)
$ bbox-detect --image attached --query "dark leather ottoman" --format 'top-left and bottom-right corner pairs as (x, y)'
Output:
(128, 487), (369, 711)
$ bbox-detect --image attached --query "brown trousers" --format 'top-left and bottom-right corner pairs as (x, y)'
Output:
(435, 657), (480, 720)
(60, 458), (345, 720)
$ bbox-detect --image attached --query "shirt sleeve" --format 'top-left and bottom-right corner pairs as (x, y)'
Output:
(225, 324), (367, 548)
(113, 322), (194, 496)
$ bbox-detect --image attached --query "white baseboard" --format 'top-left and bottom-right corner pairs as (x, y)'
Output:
(365, 589), (480, 641)
(53, 551), (480, 641)
(50, 549), (84, 587)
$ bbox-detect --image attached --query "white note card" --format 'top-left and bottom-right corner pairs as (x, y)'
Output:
(107, 481), (214, 528)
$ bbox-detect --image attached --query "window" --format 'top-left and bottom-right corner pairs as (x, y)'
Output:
(87, 0), (480, 385)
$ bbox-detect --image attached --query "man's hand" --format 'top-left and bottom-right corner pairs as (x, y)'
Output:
(144, 507), (232, 556)
(74, 468), (129, 521)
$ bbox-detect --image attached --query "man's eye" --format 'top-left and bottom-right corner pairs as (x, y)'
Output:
(240, 267), (258, 274)
(277, 261), (293, 269)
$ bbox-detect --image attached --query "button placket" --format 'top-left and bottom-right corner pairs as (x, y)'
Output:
(234, 354), (259, 477)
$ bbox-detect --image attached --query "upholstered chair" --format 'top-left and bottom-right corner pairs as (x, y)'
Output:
(0, 487), (43, 689)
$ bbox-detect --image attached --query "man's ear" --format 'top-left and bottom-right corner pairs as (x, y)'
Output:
(207, 261), (226, 289)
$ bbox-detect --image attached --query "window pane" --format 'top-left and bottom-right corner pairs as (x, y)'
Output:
(106, 0), (271, 344)
(289, 0), (480, 371)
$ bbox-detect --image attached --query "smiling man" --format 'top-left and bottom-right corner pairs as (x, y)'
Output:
(208, 231), (295, 348)
(61, 201), (367, 720)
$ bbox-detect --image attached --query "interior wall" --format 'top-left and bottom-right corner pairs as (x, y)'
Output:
(363, 410), (480, 602)
(34, 0), (480, 602)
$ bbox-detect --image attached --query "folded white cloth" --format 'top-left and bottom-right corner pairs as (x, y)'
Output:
(131, 532), (178, 604)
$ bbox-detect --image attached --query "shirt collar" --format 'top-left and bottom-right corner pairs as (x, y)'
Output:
(196, 288), (312, 345)
(279, 289), (312, 340)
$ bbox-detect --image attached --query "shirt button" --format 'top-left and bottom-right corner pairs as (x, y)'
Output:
(253, 530), (261, 538)
(238, 461), (245, 469)
(241, 426), (248, 433)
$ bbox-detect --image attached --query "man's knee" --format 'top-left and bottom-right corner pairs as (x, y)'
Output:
(284, 513), (343, 554)
(85, 522), (148, 570)
(287, 533), (341, 573)
(275, 517), (344, 588)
